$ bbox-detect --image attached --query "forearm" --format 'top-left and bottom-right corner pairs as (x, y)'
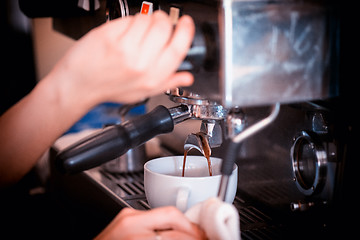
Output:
(0, 74), (89, 187)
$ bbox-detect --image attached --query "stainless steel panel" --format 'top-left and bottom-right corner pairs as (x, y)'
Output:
(219, 0), (338, 107)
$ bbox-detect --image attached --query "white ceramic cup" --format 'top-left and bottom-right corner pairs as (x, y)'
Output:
(144, 156), (238, 212)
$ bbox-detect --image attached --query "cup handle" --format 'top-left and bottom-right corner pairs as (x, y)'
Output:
(176, 187), (190, 212)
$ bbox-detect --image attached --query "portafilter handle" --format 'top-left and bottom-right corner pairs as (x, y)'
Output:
(55, 105), (191, 174)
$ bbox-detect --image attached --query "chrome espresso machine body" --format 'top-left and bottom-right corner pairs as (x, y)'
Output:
(20, 0), (350, 238)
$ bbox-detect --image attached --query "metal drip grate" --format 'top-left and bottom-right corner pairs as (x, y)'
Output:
(90, 169), (284, 239)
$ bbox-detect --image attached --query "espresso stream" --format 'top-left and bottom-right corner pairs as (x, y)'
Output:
(182, 133), (212, 177)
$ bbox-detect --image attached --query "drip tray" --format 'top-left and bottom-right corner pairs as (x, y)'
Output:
(85, 168), (285, 240)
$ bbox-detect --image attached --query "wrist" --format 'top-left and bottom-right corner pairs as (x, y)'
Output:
(41, 67), (94, 127)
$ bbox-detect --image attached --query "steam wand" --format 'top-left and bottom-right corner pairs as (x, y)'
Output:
(218, 103), (281, 200)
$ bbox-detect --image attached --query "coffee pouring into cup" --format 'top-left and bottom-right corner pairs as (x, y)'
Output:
(144, 156), (238, 212)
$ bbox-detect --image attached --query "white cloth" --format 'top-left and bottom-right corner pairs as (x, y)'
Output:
(185, 197), (241, 240)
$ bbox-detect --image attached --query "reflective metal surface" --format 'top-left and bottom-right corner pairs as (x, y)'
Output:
(219, 0), (338, 107)
(291, 130), (328, 196)
(102, 145), (146, 173)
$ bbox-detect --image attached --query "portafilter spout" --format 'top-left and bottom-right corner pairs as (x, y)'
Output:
(184, 132), (211, 157)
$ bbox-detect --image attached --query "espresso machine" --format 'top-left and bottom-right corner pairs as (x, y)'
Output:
(20, 0), (350, 238)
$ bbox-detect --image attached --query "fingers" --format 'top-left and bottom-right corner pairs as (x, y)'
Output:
(98, 15), (133, 43)
(154, 15), (195, 77)
(118, 207), (197, 234)
(163, 71), (194, 90)
(118, 12), (195, 96)
(135, 207), (201, 236)
(144, 14), (195, 92)
(80, 11), (195, 105)
(136, 11), (173, 68)
(95, 207), (206, 240)
(155, 229), (205, 240)
(118, 13), (153, 47)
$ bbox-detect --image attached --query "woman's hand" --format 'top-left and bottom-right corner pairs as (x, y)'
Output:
(0, 11), (194, 187)
(49, 10), (195, 110)
(95, 207), (206, 240)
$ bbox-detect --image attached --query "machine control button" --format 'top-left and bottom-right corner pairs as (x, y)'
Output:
(140, 1), (153, 15)
(169, 7), (180, 25)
